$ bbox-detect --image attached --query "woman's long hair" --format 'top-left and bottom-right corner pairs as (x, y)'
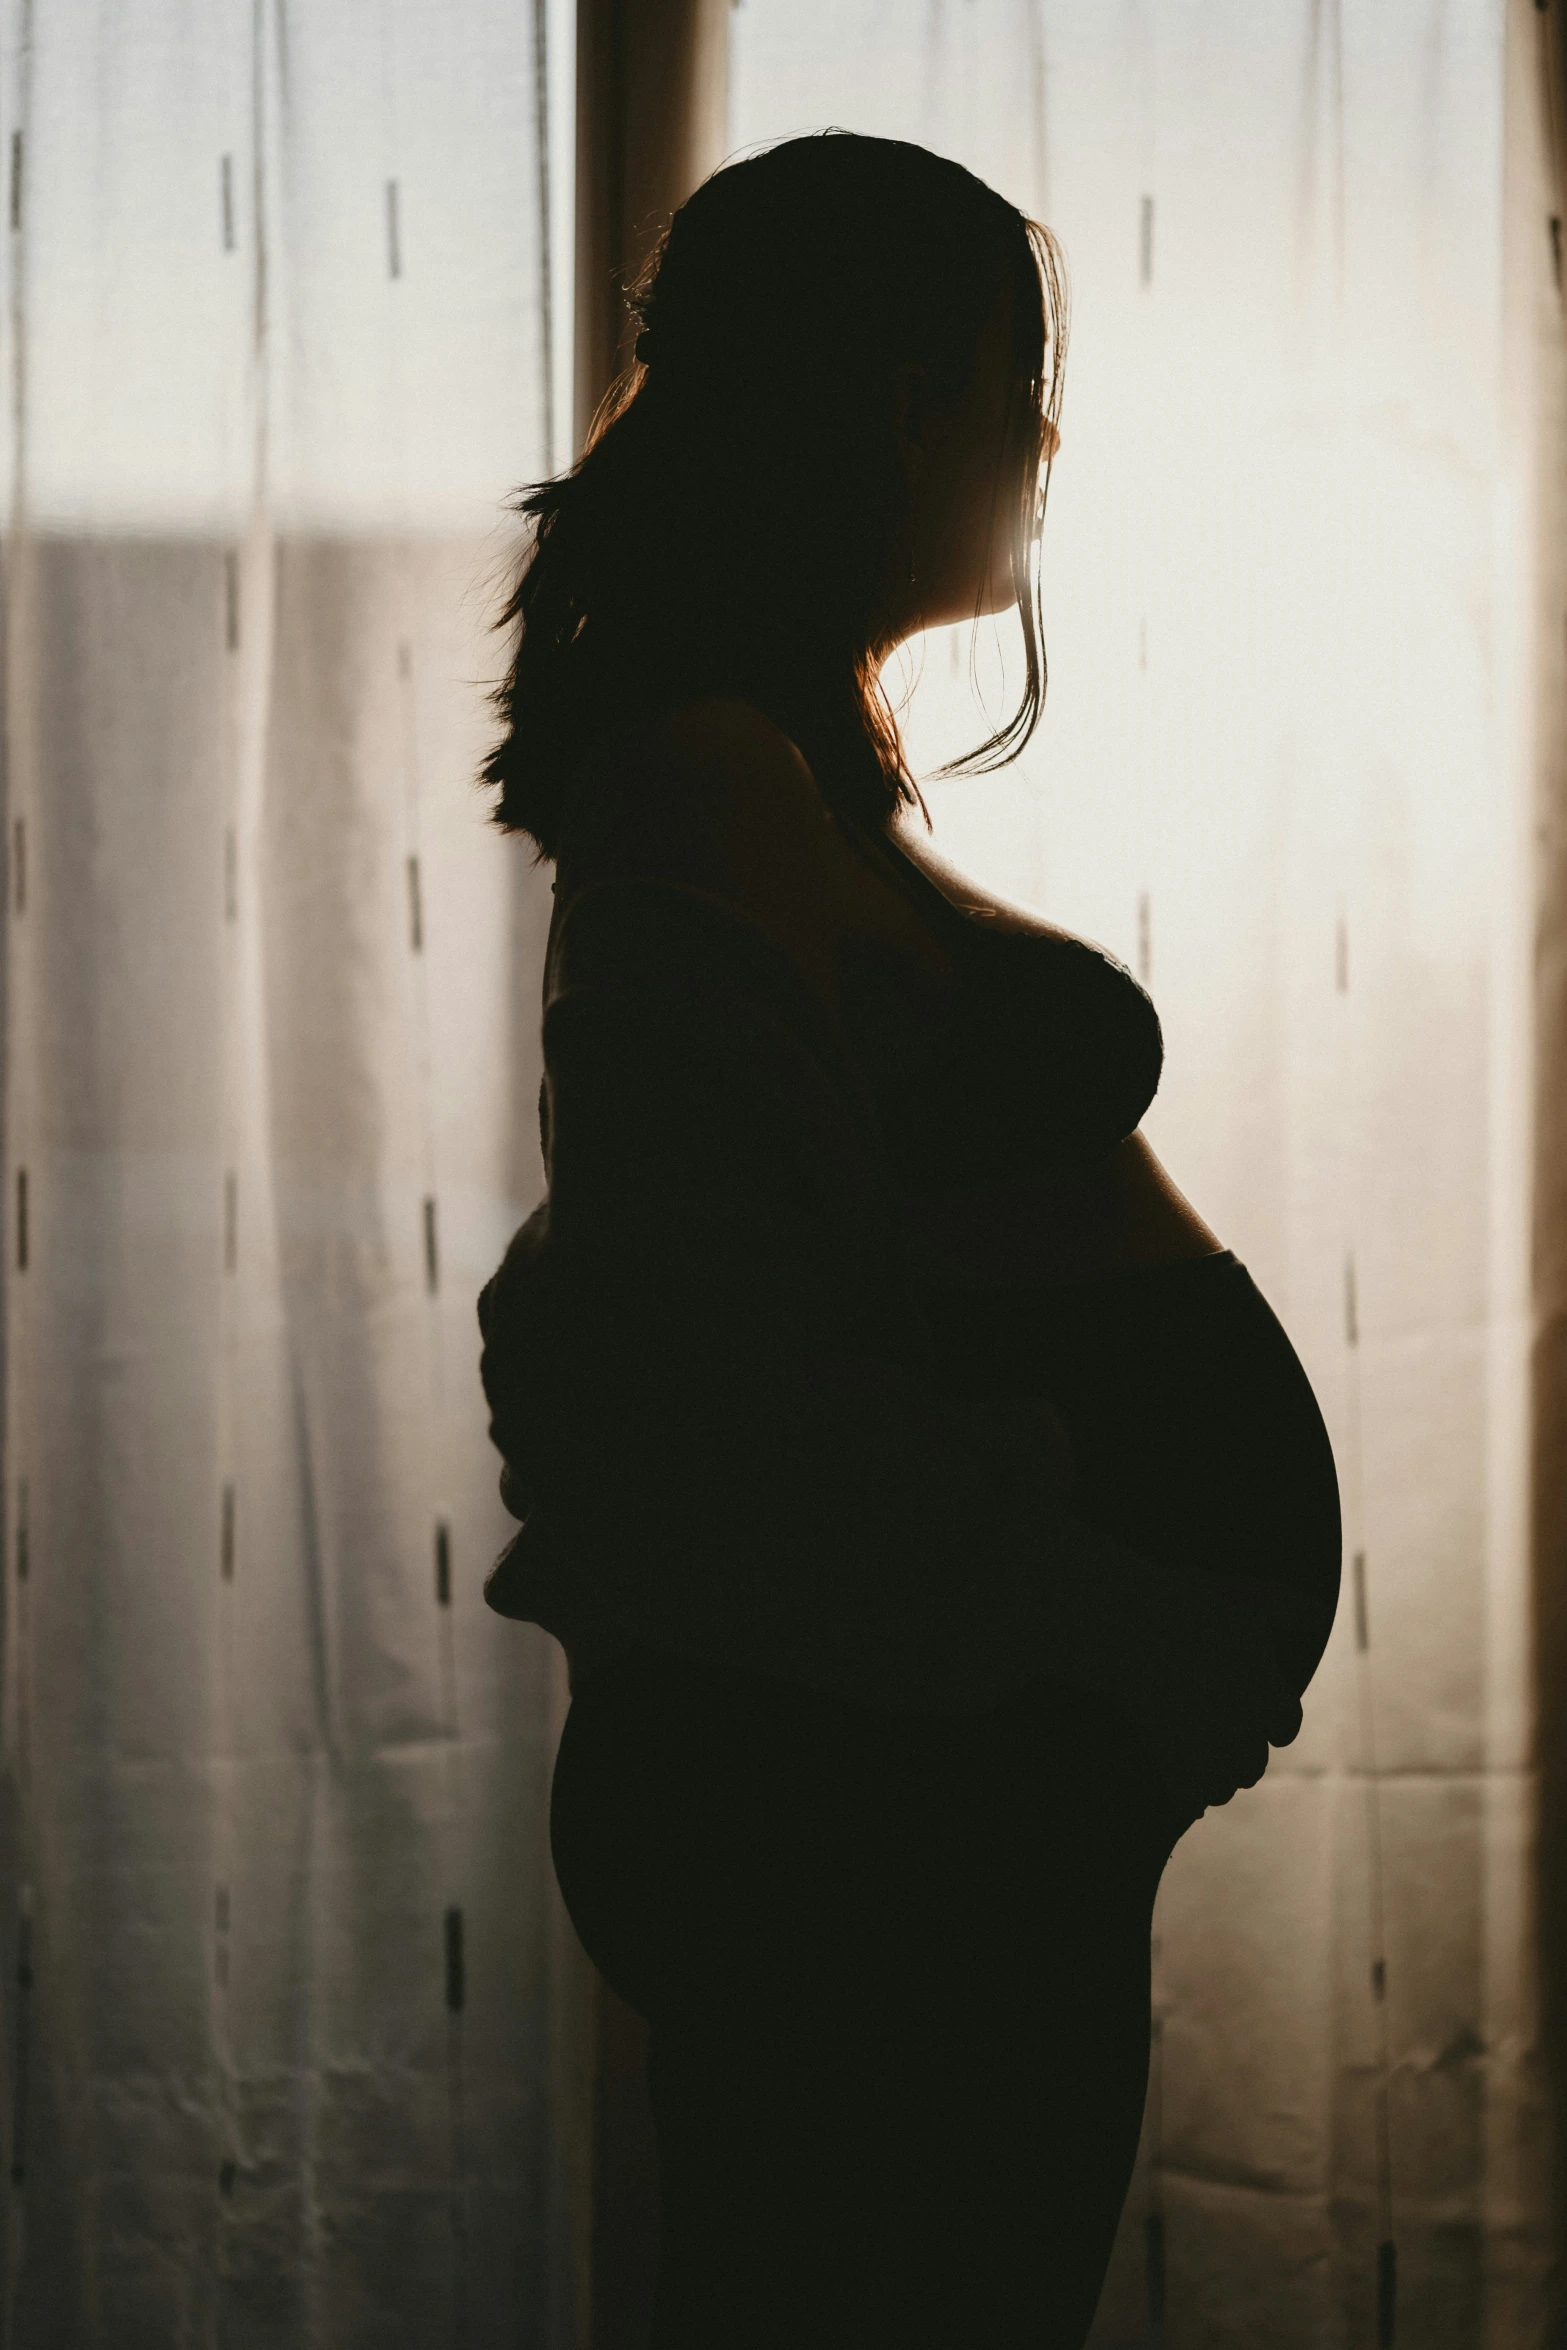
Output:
(479, 131), (1067, 862)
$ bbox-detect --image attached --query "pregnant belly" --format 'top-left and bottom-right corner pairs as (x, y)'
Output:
(918, 1249), (1342, 1695)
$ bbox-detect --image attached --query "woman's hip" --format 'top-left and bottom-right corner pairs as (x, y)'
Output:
(548, 1642), (1170, 2026)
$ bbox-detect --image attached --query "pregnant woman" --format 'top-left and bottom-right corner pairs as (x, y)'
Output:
(477, 133), (1341, 2348)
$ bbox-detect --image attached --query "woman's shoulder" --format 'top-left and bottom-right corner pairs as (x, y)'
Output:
(541, 701), (840, 1028)
(560, 698), (952, 1011)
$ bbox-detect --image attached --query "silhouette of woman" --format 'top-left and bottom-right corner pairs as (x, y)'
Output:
(476, 133), (1341, 2349)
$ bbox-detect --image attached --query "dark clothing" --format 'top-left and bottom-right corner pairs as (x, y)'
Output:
(481, 805), (1341, 2345)
(478, 872), (1258, 1717)
(832, 896), (1165, 1193)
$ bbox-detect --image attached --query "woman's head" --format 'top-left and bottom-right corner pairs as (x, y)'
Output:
(481, 130), (1067, 858)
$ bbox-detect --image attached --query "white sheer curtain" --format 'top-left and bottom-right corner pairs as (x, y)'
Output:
(731, 3), (1563, 2343)
(4, 1), (1562, 2343)
(0, 3), (577, 2342)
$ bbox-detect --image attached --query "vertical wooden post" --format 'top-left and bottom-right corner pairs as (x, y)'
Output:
(573, 0), (731, 453)
(556, 13), (732, 2344)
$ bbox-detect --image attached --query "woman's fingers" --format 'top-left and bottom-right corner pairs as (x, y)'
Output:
(1057, 1548), (1314, 1820)
(498, 1461), (532, 1520)
(1267, 1692), (1304, 1749)
(1195, 1731), (1268, 1810)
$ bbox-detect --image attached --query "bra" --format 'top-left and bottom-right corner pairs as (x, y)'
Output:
(833, 822), (1164, 1195)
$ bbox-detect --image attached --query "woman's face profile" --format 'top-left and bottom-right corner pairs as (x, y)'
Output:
(890, 277), (1057, 646)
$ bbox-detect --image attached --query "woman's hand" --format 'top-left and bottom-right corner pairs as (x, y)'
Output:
(1121, 1571), (1304, 1827)
(1050, 1545), (1305, 1829)
(498, 1461), (532, 1521)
